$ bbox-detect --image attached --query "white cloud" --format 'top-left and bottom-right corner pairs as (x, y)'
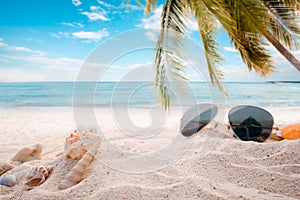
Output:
(50, 29), (109, 42)
(0, 55), (82, 82)
(96, 0), (142, 10)
(270, 47), (300, 71)
(138, 5), (195, 31)
(139, 5), (163, 29)
(122, 4), (142, 11)
(61, 22), (84, 28)
(72, 0), (82, 7)
(81, 12), (109, 21)
(0, 38), (45, 55)
(72, 29), (109, 41)
(49, 33), (61, 39)
(81, 6), (109, 21)
(0, 39), (83, 82)
(61, 22), (75, 27)
(188, 18), (199, 32)
(90, 6), (100, 12)
(49, 32), (71, 39)
(218, 45), (300, 82)
(0, 55), (82, 81)
(0, 68), (46, 82)
(0, 38), (7, 47)
(145, 31), (157, 41)
(1, 55), (82, 67)
(224, 46), (239, 53)
(0, 67), (79, 82)
(96, 0), (116, 9)
(10, 46), (45, 55)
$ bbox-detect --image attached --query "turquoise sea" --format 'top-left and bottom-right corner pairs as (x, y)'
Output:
(0, 82), (299, 107)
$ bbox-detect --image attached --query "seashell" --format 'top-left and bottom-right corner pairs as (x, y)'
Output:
(281, 124), (300, 140)
(0, 161), (14, 176)
(11, 143), (43, 163)
(24, 165), (52, 190)
(58, 139), (101, 190)
(0, 174), (17, 187)
(64, 132), (88, 160)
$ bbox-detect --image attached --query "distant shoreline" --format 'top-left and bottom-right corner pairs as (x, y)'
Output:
(267, 81), (300, 83)
(0, 81), (299, 84)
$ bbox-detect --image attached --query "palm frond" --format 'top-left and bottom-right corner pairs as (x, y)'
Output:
(221, 0), (275, 75)
(190, 0), (274, 76)
(269, 18), (300, 50)
(223, 0), (300, 66)
(263, 0), (300, 50)
(154, 0), (189, 110)
(144, 0), (159, 14)
(265, 0), (300, 16)
(225, 0), (271, 34)
(188, 0), (228, 95)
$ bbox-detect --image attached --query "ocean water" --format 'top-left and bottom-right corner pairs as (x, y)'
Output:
(0, 82), (299, 107)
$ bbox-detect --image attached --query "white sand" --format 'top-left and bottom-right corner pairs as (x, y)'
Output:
(0, 106), (299, 199)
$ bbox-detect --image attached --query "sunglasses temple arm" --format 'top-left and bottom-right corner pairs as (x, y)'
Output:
(210, 120), (219, 128)
(270, 125), (284, 141)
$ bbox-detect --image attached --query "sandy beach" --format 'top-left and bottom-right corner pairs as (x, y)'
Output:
(1, 0), (300, 199)
(0, 106), (299, 199)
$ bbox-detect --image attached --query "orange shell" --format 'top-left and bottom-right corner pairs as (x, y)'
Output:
(281, 124), (300, 140)
(64, 132), (87, 160)
(65, 133), (80, 144)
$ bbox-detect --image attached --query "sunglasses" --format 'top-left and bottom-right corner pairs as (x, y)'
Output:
(180, 103), (274, 142)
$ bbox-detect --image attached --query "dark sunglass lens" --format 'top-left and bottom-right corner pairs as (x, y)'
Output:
(228, 106), (274, 142)
(180, 103), (218, 137)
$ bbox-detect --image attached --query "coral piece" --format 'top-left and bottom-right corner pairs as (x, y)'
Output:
(11, 143), (43, 163)
(64, 133), (88, 160)
(58, 139), (101, 190)
(24, 165), (52, 190)
(0, 174), (17, 187)
(0, 161), (14, 176)
(281, 124), (300, 140)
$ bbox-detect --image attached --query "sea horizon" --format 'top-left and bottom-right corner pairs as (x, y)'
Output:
(0, 82), (299, 107)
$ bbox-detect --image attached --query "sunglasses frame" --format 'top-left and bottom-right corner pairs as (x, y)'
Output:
(180, 103), (219, 138)
(180, 103), (274, 142)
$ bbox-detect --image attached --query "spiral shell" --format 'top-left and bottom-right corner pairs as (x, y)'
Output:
(0, 174), (17, 187)
(64, 132), (88, 160)
(281, 124), (300, 140)
(58, 139), (101, 190)
(0, 161), (14, 176)
(24, 165), (52, 190)
(11, 143), (43, 163)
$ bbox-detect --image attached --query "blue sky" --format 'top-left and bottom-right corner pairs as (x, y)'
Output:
(0, 0), (299, 82)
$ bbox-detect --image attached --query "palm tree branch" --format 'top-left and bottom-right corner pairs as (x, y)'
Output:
(192, 2), (227, 95)
(263, 0), (300, 49)
(154, 0), (189, 110)
(144, 0), (158, 14)
(219, 0), (275, 75)
(269, 18), (300, 49)
(193, 0), (275, 75)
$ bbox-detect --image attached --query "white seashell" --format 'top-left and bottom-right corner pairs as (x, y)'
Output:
(64, 133), (87, 160)
(11, 143), (43, 163)
(58, 138), (101, 190)
(0, 161), (14, 176)
(24, 165), (52, 190)
(0, 174), (17, 187)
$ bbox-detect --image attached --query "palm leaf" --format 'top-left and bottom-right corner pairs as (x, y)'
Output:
(221, 0), (275, 75)
(188, 0), (228, 95)
(154, 0), (189, 110)
(263, 0), (300, 50)
(144, 0), (159, 14)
